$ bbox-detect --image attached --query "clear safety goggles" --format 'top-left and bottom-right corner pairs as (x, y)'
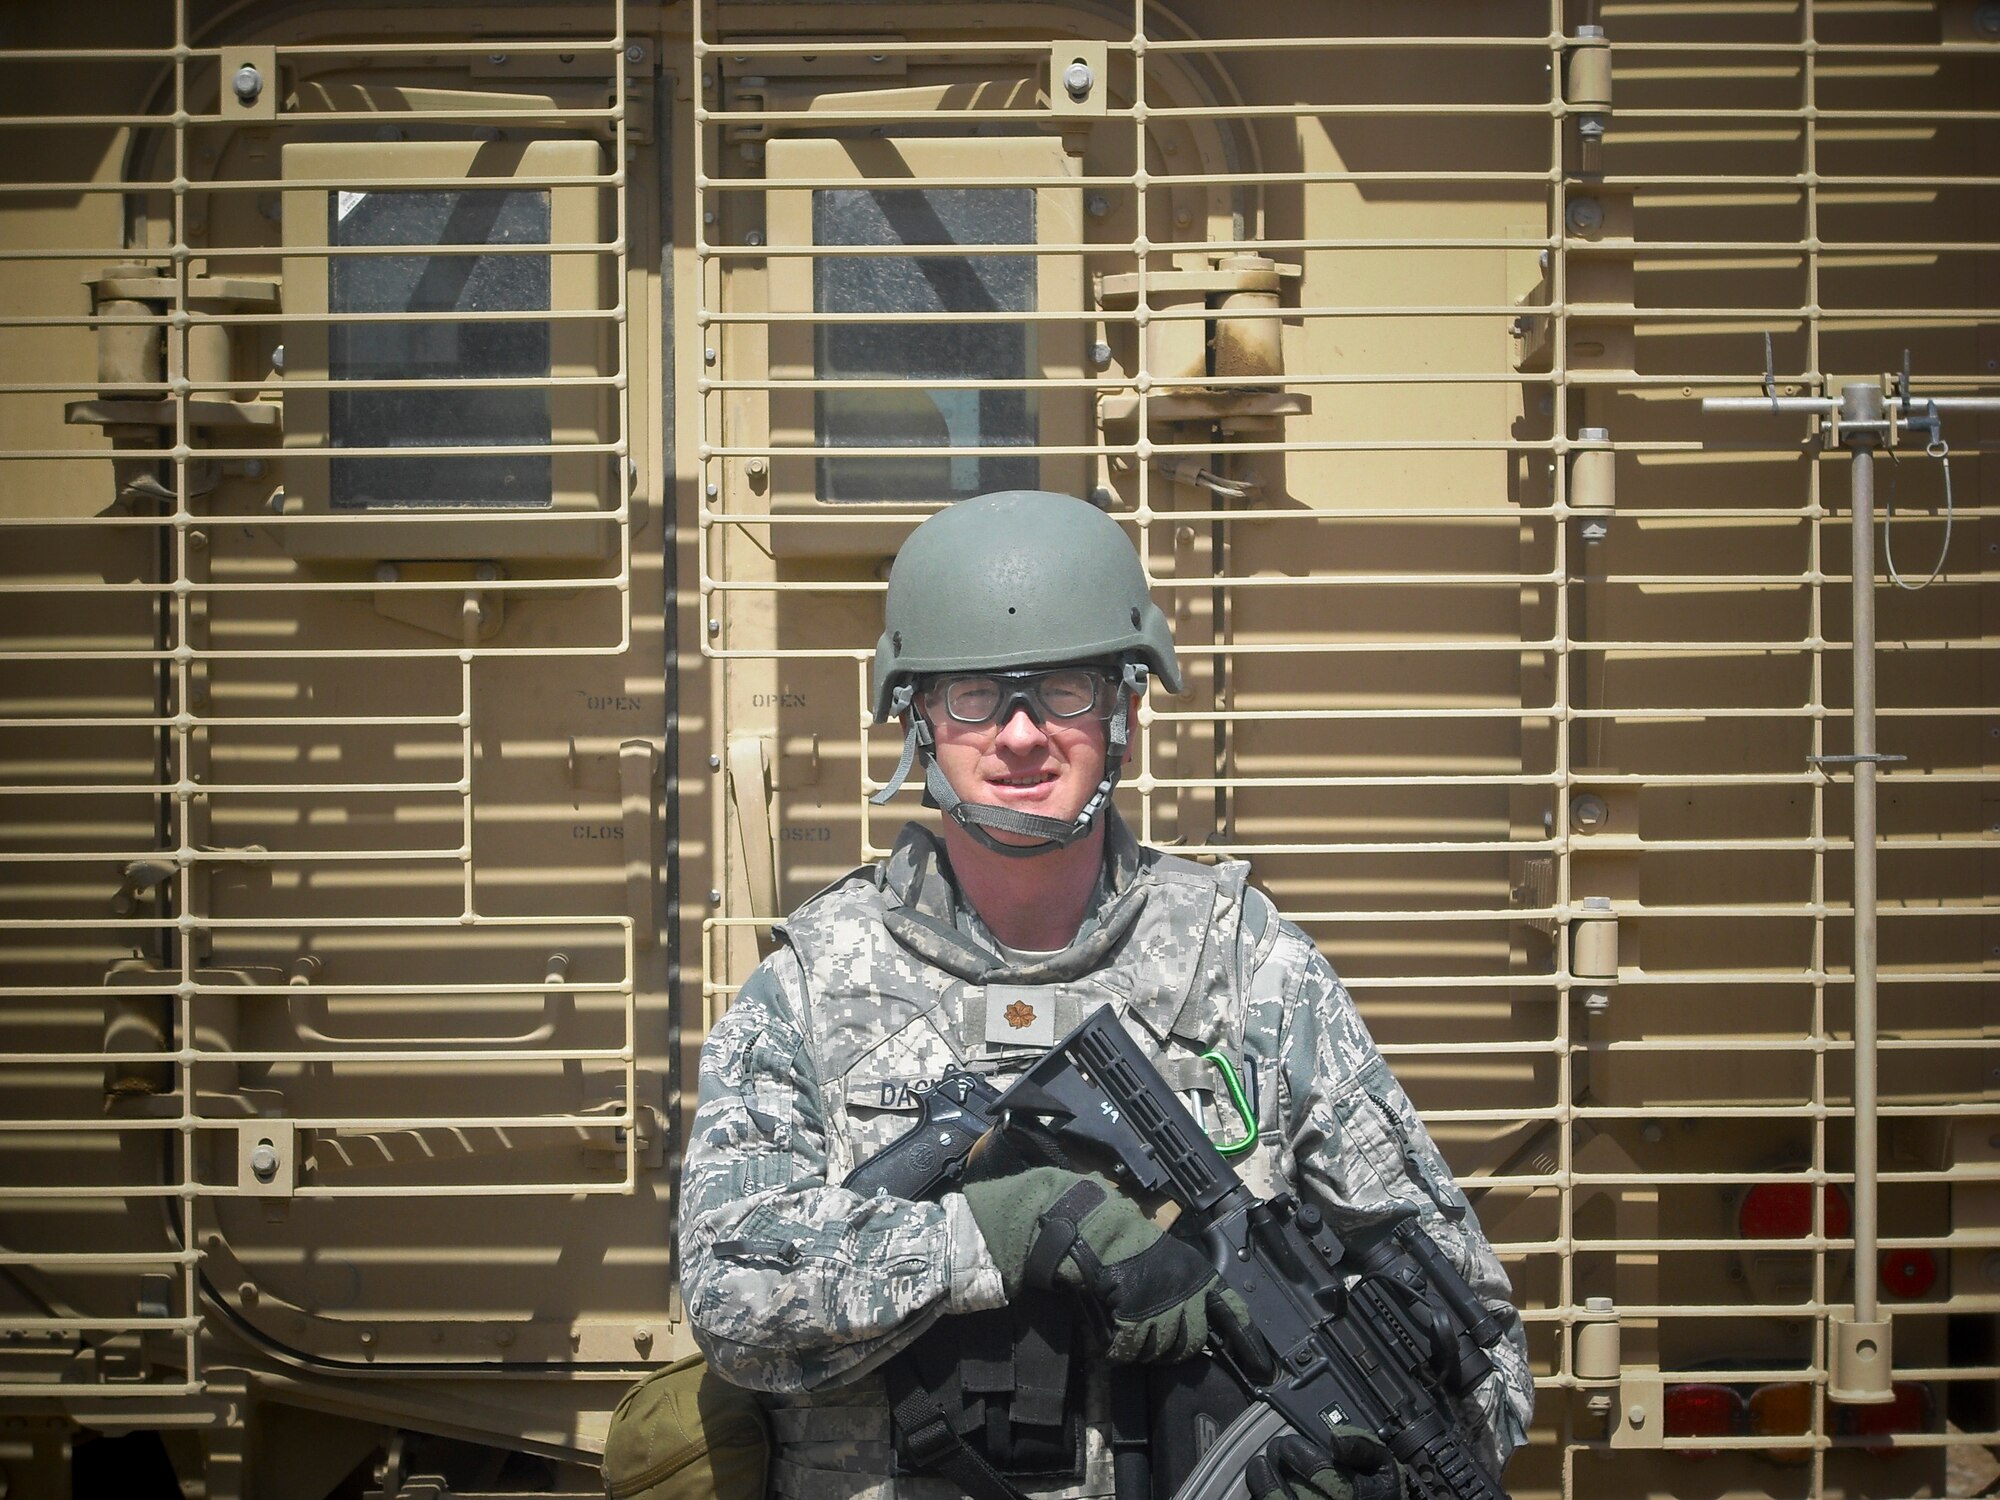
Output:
(922, 667), (1116, 727)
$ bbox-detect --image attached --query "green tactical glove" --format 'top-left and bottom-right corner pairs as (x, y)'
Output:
(1246, 1430), (1406, 1500)
(960, 1166), (1262, 1366)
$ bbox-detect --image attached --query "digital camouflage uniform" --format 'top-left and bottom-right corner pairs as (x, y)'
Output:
(679, 812), (1533, 1500)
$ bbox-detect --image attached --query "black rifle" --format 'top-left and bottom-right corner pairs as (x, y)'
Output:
(989, 1006), (1509, 1500)
(843, 1009), (1510, 1500)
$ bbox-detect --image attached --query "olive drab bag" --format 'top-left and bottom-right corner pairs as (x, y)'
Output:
(602, 1354), (771, 1500)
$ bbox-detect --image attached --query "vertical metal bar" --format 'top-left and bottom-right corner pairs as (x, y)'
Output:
(1803, 6), (1829, 1466)
(1550, 4), (1577, 1436)
(1133, 0), (1155, 849)
(1829, 379), (1892, 1403)
(171, 0), (200, 1395)
(1845, 386), (1881, 1324)
(461, 654), (476, 919)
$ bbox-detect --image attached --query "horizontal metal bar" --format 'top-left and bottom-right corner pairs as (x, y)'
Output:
(0, 1113), (634, 1133)
(0, 982), (629, 998)
(0, 1381), (204, 1399)
(0, 784), (469, 800)
(0, 1250), (197, 1266)
(0, 1316), (197, 1333)
(0, 575), (623, 595)
(0, 1047), (631, 1065)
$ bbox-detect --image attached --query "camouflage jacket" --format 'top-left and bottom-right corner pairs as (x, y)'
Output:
(679, 814), (1533, 1500)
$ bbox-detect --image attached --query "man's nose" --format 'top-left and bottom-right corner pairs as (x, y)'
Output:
(992, 702), (1050, 752)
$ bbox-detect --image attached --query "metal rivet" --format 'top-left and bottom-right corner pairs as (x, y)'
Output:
(744, 229), (765, 247)
(708, 755), (721, 770)
(708, 890), (722, 905)
(707, 618), (720, 637)
(1087, 193), (1111, 218)
(703, 347), (717, 364)
(626, 44), (645, 63)
(231, 64), (264, 104)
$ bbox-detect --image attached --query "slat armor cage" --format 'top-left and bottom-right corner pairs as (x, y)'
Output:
(1, 0), (1997, 1495)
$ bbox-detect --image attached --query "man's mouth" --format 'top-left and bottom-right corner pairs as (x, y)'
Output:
(989, 772), (1058, 789)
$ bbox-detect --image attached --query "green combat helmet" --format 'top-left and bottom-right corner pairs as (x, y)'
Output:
(870, 490), (1181, 855)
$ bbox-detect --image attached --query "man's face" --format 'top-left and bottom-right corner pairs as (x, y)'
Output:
(922, 670), (1119, 845)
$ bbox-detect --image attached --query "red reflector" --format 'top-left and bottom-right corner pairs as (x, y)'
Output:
(1879, 1249), (1937, 1300)
(1839, 1381), (1933, 1456)
(1737, 1181), (1852, 1240)
(1664, 1383), (1743, 1457)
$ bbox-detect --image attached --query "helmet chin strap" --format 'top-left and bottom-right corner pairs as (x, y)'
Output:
(869, 666), (1147, 858)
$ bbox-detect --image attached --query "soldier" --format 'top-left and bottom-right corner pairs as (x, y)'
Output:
(679, 491), (1532, 1500)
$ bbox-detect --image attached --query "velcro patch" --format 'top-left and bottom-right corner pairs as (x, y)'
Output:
(984, 984), (1058, 1047)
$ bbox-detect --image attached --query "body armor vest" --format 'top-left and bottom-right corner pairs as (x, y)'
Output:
(759, 817), (1284, 1500)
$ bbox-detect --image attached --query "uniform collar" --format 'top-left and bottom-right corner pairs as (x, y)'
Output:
(879, 811), (1149, 984)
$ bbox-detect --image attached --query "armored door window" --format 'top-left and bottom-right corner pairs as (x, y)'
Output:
(764, 137), (1086, 555)
(281, 139), (612, 559)
(327, 184), (553, 510)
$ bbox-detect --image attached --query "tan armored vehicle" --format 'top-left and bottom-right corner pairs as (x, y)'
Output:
(0, 1), (1993, 1495)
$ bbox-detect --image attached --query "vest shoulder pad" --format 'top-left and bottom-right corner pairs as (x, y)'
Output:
(771, 861), (887, 947)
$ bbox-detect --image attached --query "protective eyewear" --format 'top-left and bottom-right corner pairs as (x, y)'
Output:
(924, 668), (1116, 727)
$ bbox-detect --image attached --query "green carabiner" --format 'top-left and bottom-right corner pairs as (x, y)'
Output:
(1200, 1048), (1259, 1157)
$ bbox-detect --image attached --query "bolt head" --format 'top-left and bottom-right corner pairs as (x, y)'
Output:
(1090, 341), (1113, 367)
(231, 64), (264, 104)
(1570, 793), (1611, 831)
(1087, 193), (1112, 218)
(249, 1140), (280, 1181)
(1063, 60), (1095, 100)
(626, 44), (645, 63)
(1566, 198), (1605, 235)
